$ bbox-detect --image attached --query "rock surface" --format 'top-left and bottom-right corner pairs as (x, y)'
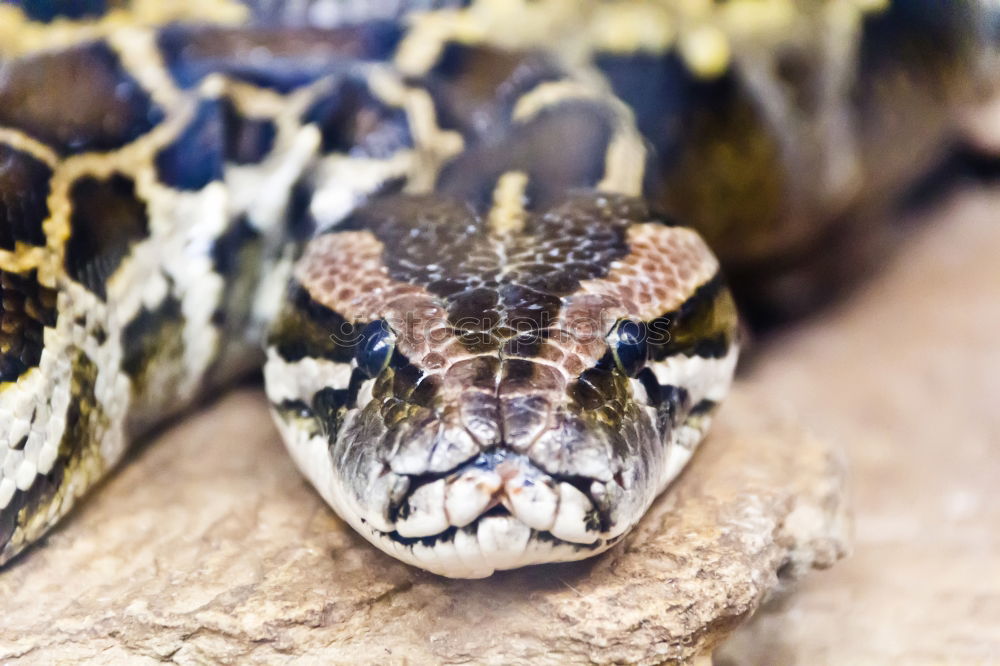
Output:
(0, 384), (847, 664)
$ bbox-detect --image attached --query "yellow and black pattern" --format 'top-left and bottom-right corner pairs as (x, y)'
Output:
(0, 0), (990, 575)
(0, 2), (422, 562)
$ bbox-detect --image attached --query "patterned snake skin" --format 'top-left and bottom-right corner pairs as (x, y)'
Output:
(0, 0), (991, 577)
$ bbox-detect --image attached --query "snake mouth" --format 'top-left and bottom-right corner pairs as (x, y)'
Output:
(378, 447), (617, 547)
(367, 516), (623, 554)
(358, 505), (628, 579)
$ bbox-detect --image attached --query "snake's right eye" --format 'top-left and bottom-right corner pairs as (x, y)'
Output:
(607, 318), (647, 377)
(356, 319), (396, 378)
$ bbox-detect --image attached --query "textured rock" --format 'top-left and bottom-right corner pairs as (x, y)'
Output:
(0, 384), (846, 665)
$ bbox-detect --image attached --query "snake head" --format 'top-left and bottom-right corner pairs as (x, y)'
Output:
(265, 192), (738, 577)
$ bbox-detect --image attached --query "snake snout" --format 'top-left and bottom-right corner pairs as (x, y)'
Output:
(389, 446), (614, 546)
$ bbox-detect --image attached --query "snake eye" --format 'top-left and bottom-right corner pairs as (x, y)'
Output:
(608, 318), (647, 377)
(357, 319), (396, 378)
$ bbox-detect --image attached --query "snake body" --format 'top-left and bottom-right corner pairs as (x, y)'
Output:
(0, 1), (989, 577)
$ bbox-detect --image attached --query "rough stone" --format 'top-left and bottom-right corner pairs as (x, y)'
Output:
(0, 384), (847, 664)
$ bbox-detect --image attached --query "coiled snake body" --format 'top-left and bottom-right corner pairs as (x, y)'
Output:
(0, 1), (987, 577)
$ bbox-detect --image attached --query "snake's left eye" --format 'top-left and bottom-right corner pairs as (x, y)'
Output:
(607, 318), (647, 377)
(357, 319), (396, 377)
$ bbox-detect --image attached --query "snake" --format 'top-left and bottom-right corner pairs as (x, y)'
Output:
(0, 1), (992, 578)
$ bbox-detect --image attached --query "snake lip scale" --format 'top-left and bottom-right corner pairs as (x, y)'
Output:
(386, 449), (616, 533)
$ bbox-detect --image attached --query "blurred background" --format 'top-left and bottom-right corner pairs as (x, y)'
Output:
(718, 151), (1000, 663)
(715, 3), (1000, 660)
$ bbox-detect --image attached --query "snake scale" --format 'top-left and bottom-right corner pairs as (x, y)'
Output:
(0, 0), (992, 578)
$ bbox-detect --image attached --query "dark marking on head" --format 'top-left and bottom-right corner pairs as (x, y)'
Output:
(530, 530), (606, 551)
(64, 174), (149, 300)
(647, 274), (737, 360)
(311, 384), (356, 441)
(407, 373), (441, 409)
(158, 22), (404, 92)
(500, 330), (545, 358)
(0, 269), (57, 383)
(378, 513), (607, 551)
(155, 99), (224, 191)
(268, 283), (358, 362)
(637, 375), (690, 437)
(275, 398), (313, 421)
(303, 75), (412, 157)
(0, 42), (163, 154)
(0, 144), (51, 251)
